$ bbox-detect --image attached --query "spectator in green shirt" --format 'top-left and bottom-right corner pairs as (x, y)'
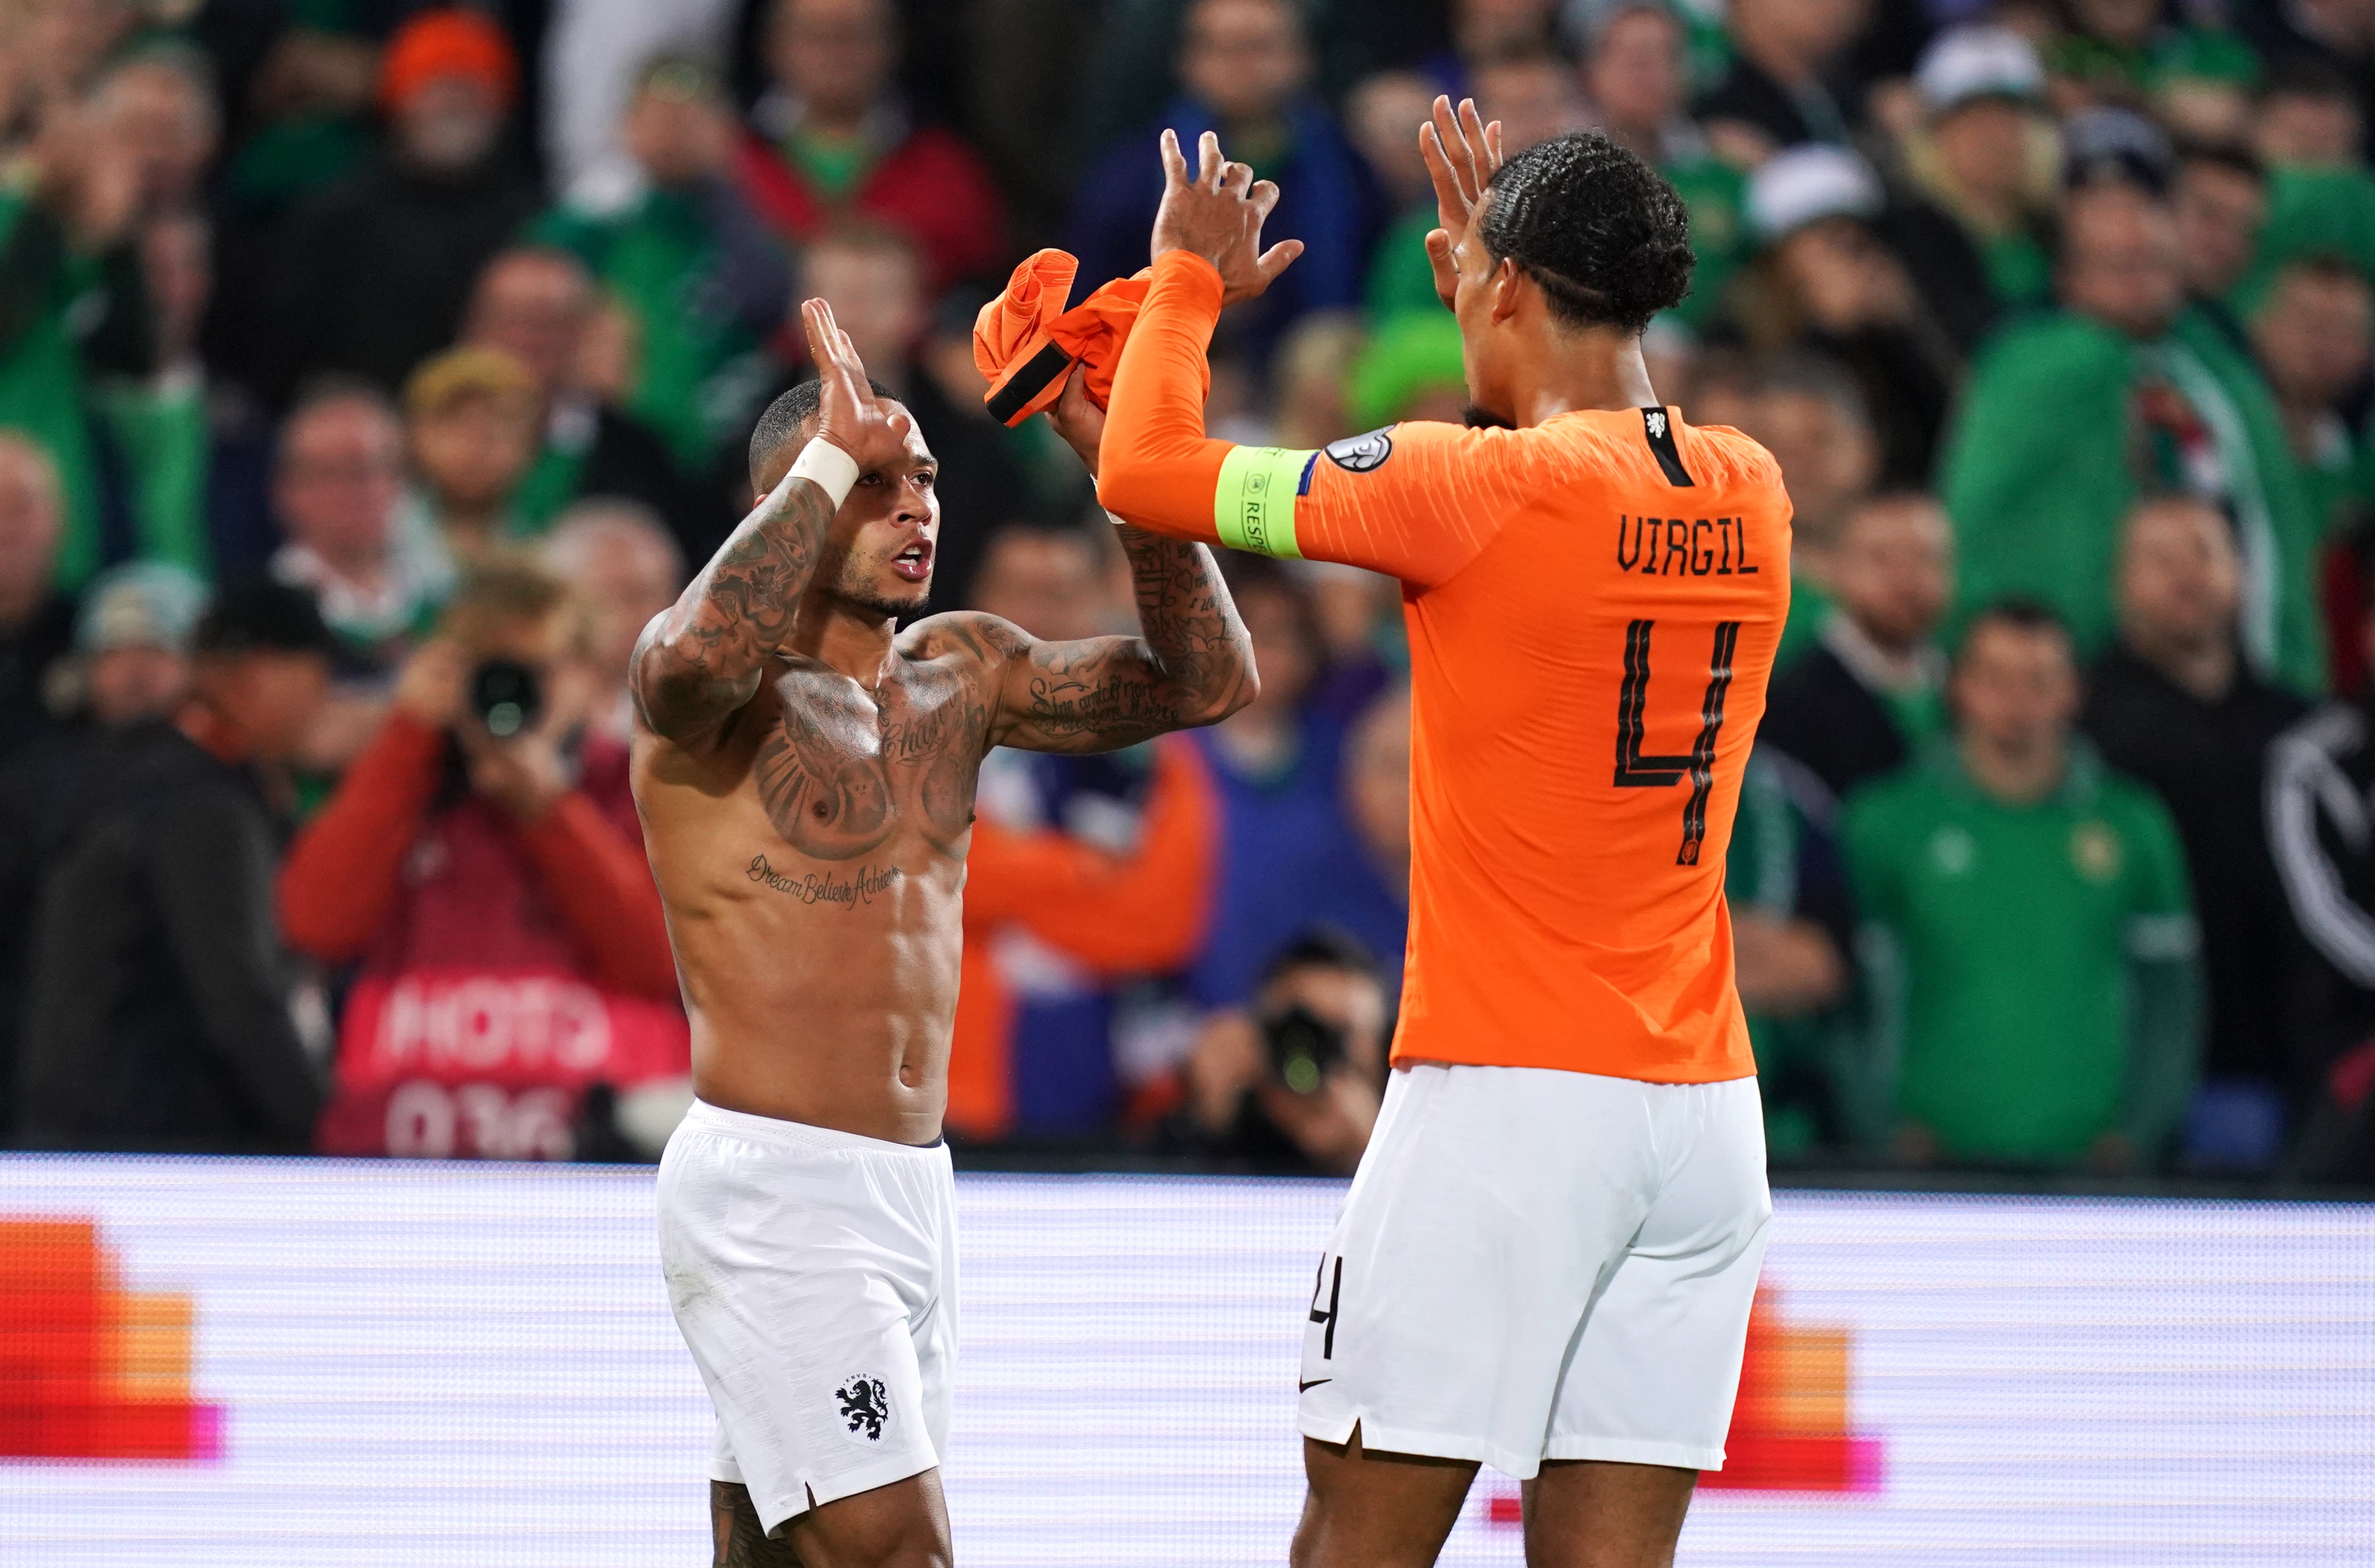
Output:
(1940, 176), (2330, 696)
(1343, 69), (1437, 312)
(0, 83), (159, 590)
(1363, 45), (1589, 324)
(2248, 255), (2375, 545)
(1727, 751), (1856, 1158)
(2240, 57), (2375, 297)
(531, 56), (789, 481)
(1581, 1), (1748, 333)
(1845, 601), (2204, 1172)
(2170, 139), (2268, 357)
(460, 246), (706, 552)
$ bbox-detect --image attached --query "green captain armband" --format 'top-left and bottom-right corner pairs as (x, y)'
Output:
(1214, 445), (1314, 559)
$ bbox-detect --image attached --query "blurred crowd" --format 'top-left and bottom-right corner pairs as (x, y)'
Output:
(7, 0), (2375, 1184)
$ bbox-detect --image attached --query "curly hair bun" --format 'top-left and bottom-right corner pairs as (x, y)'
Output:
(1479, 131), (1695, 336)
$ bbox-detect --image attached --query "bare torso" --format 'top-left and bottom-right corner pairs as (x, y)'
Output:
(629, 310), (1252, 1149)
(633, 629), (994, 1144)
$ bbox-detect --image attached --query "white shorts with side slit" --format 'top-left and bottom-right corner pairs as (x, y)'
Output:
(1296, 1062), (1770, 1478)
(657, 1099), (956, 1536)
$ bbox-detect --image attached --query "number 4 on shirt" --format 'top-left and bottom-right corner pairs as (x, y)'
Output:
(1614, 618), (1743, 868)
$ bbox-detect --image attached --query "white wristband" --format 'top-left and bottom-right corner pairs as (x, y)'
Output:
(787, 438), (862, 508)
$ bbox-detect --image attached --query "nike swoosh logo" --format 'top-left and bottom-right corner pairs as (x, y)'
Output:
(1298, 1378), (1332, 1392)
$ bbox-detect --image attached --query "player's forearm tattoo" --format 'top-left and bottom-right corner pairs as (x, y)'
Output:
(632, 477), (839, 740)
(1004, 526), (1255, 752)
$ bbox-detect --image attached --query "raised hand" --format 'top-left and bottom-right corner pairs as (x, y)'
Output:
(1045, 362), (1107, 477)
(1150, 129), (1304, 306)
(1419, 95), (1504, 310)
(800, 297), (915, 473)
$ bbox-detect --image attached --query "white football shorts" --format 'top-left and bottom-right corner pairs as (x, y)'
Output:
(657, 1100), (957, 1535)
(1298, 1062), (1770, 1477)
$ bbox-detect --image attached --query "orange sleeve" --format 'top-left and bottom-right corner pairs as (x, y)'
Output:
(277, 710), (447, 963)
(1097, 250), (1521, 588)
(961, 736), (1218, 973)
(512, 795), (682, 1002)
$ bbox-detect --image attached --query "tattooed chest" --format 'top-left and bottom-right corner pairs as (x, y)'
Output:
(752, 667), (987, 861)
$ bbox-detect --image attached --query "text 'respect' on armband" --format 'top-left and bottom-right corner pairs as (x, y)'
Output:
(1214, 447), (1317, 560)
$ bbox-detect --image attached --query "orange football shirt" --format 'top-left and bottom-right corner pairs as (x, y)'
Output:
(1099, 253), (1793, 1083)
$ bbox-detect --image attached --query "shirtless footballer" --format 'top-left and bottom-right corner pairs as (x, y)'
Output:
(1095, 111), (1794, 1568)
(632, 299), (1256, 1567)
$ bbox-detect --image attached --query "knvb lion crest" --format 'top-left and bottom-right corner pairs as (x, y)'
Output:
(836, 1374), (891, 1443)
(1645, 409), (1668, 438)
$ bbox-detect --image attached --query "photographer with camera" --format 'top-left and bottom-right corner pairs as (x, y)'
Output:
(278, 554), (687, 1161)
(1170, 928), (1390, 1176)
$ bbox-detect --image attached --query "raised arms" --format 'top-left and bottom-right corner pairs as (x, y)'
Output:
(985, 521), (1255, 753)
(953, 366), (1257, 754)
(631, 300), (912, 743)
(1096, 123), (1513, 590)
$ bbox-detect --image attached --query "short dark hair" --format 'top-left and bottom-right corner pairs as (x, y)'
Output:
(2260, 52), (2358, 109)
(1954, 597), (2071, 668)
(285, 373), (398, 430)
(1478, 130), (1694, 335)
(2266, 249), (2373, 297)
(194, 577), (339, 659)
(1259, 925), (1383, 991)
(746, 376), (896, 491)
(2173, 137), (2265, 188)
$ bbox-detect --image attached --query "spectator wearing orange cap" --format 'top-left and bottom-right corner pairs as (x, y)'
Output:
(253, 8), (541, 403)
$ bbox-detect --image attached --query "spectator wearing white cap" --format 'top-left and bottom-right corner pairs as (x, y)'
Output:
(70, 562), (207, 729)
(1723, 144), (1959, 488)
(1899, 27), (2059, 336)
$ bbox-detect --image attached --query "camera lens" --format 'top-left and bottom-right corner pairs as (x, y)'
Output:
(468, 659), (544, 739)
(1263, 1005), (1346, 1095)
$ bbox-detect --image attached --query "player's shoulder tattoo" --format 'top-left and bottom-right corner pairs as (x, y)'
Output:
(905, 610), (1034, 669)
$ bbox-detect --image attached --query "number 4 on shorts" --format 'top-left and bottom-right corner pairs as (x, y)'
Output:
(1308, 1255), (1342, 1359)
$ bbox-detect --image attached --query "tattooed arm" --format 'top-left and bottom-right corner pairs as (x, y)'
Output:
(632, 299), (912, 743)
(939, 365), (1257, 754)
(1005, 523), (1257, 752)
